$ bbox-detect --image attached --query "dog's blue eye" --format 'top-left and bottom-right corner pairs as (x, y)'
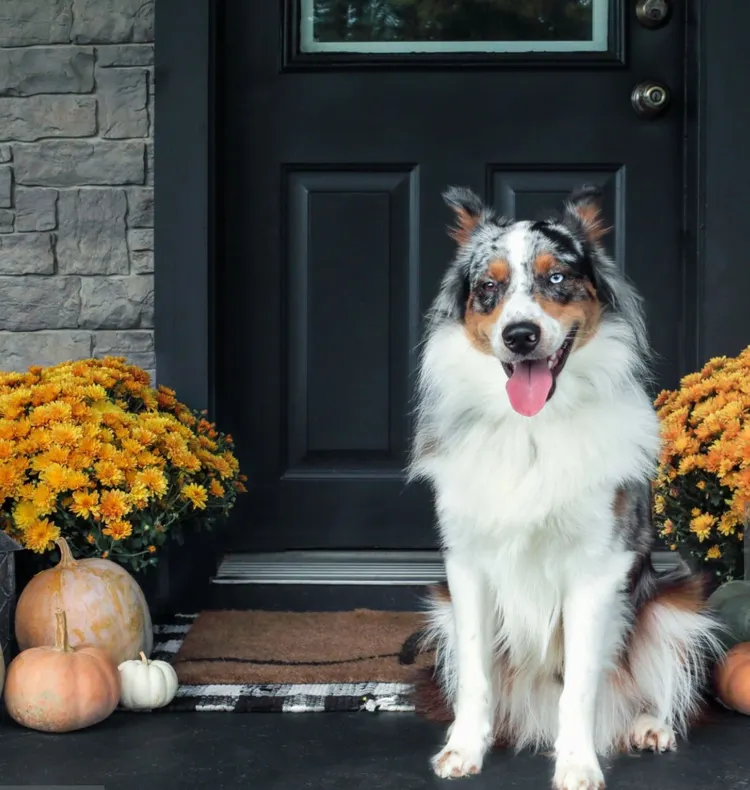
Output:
(549, 273), (565, 285)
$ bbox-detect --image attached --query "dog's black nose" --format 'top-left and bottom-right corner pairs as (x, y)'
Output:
(502, 321), (541, 354)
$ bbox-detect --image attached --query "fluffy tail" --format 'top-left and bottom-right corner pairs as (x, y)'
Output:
(626, 565), (725, 735)
(412, 583), (455, 722)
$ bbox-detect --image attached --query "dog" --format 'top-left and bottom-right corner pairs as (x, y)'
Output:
(408, 186), (722, 790)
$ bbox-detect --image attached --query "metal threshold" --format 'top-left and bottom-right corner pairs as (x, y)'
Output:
(213, 550), (681, 586)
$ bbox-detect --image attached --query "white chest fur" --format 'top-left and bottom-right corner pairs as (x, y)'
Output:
(413, 323), (660, 541)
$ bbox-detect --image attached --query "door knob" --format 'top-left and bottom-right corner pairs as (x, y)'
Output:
(631, 81), (670, 118)
(635, 0), (671, 28)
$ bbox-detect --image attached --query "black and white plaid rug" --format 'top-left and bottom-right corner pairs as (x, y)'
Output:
(140, 613), (416, 714)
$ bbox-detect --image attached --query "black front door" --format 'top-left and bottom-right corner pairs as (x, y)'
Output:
(218, 0), (686, 552)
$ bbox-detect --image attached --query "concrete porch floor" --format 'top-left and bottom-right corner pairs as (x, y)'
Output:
(0, 708), (747, 790)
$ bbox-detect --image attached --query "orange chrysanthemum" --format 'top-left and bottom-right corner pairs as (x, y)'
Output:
(654, 346), (750, 580)
(99, 490), (131, 523)
(102, 519), (132, 540)
(0, 357), (244, 571)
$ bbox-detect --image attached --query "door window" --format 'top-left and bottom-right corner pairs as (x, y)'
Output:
(299, 0), (609, 54)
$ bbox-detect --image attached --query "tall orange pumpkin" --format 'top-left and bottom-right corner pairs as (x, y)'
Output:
(5, 609), (120, 732)
(15, 537), (153, 665)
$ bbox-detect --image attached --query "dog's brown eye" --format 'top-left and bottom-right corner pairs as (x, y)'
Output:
(481, 280), (496, 293)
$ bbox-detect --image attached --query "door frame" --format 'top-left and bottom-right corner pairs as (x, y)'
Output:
(154, 0), (749, 415)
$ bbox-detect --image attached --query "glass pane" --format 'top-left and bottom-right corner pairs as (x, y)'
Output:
(300, 0), (609, 54)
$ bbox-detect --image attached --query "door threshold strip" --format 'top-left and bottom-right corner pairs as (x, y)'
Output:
(213, 550), (681, 586)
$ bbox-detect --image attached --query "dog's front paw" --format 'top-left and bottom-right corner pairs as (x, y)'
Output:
(629, 714), (677, 753)
(552, 758), (605, 790)
(431, 745), (484, 779)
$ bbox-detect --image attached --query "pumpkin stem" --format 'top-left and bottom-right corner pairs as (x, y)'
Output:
(55, 537), (77, 568)
(139, 651), (149, 664)
(54, 609), (71, 653)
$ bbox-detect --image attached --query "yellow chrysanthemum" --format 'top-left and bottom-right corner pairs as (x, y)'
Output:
(13, 500), (39, 531)
(29, 401), (71, 425)
(40, 463), (72, 492)
(0, 357), (244, 565)
(94, 460), (124, 487)
(49, 423), (83, 446)
(71, 489), (100, 519)
(689, 513), (715, 542)
(24, 518), (60, 553)
(136, 467), (168, 497)
(30, 483), (58, 515)
(706, 545), (722, 560)
(181, 483), (208, 510)
(102, 519), (132, 540)
(0, 460), (24, 497)
(99, 490), (131, 523)
(128, 482), (150, 509)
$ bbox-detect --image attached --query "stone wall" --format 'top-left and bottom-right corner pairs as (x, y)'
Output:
(0, 0), (155, 379)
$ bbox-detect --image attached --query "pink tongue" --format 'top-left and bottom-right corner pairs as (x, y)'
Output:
(506, 360), (553, 417)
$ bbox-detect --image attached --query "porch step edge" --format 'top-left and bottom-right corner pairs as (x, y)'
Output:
(213, 549), (682, 586)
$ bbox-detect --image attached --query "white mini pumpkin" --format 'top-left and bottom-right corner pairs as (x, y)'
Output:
(118, 651), (178, 711)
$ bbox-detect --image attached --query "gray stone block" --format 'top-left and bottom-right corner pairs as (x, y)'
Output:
(0, 146), (12, 163)
(0, 233), (55, 274)
(97, 45), (154, 67)
(0, 276), (81, 330)
(128, 226), (154, 274)
(0, 48), (95, 96)
(15, 188), (58, 232)
(146, 143), (154, 186)
(0, 210), (13, 233)
(0, 96), (97, 142)
(57, 189), (129, 275)
(79, 275), (153, 329)
(71, 0), (154, 44)
(130, 250), (153, 274)
(0, 0), (73, 47)
(14, 141), (146, 187)
(0, 330), (93, 371)
(93, 330), (155, 369)
(128, 228), (153, 251)
(0, 167), (11, 208)
(126, 187), (153, 227)
(97, 68), (148, 139)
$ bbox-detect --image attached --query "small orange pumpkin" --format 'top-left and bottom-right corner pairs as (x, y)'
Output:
(715, 642), (750, 714)
(5, 609), (120, 732)
(15, 537), (153, 665)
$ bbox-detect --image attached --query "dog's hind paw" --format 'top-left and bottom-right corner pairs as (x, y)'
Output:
(630, 713), (677, 753)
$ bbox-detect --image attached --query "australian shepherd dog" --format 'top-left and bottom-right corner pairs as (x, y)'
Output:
(408, 186), (722, 789)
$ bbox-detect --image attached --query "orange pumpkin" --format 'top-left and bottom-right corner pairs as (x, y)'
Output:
(715, 642), (750, 714)
(15, 537), (153, 665)
(5, 609), (120, 732)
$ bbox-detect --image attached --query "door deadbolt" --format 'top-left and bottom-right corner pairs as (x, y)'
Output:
(635, 0), (672, 28)
(631, 82), (670, 118)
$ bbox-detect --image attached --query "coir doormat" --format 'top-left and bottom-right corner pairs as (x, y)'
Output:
(146, 610), (431, 713)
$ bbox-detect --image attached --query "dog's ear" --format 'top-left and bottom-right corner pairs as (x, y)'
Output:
(443, 186), (486, 245)
(429, 262), (471, 325)
(562, 185), (610, 245)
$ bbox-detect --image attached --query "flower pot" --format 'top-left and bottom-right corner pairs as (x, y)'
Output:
(133, 527), (218, 616)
